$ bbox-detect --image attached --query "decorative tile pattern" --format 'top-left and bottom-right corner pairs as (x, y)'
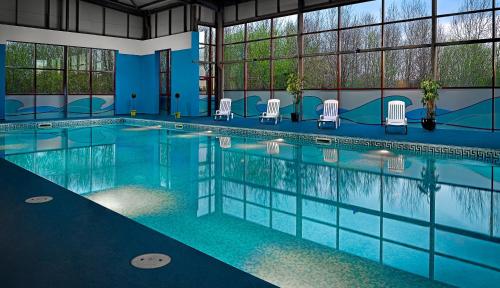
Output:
(0, 118), (124, 132)
(1, 117), (498, 163)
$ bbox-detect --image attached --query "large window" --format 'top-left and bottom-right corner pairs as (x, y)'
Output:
(6, 42), (64, 120)
(159, 49), (171, 114)
(222, 0), (500, 130)
(199, 25), (216, 116)
(6, 41), (115, 120)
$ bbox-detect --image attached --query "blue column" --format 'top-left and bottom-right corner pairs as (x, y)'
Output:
(171, 32), (200, 116)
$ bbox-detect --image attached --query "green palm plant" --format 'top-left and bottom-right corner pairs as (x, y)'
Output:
(420, 79), (441, 119)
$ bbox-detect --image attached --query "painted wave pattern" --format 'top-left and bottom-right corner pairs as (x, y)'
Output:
(228, 94), (496, 129)
(6, 97), (115, 119)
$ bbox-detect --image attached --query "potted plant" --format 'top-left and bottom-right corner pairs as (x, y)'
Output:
(130, 93), (137, 117)
(420, 79), (441, 131)
(174, 93), (181, 119)
(286, 73), (303, 122)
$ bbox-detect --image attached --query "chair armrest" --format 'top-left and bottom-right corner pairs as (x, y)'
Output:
(215, 110), (220, 114)
(262, 112), (267, 117)
(319, 115), (324, 120)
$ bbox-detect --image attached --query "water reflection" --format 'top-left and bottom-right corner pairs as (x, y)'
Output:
(1, 126), (498, 287)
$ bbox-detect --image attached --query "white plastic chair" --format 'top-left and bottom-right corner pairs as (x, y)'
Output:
(318, 99), (340, 129)
(259, 99), (281, 125)
(214, 98), (233, 121)
(219, 137), (231, 149)
(385, 100), (408, 134)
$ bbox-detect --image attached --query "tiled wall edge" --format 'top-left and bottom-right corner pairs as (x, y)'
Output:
(0, 117), (498, 162)
(123, 118), (500, 162)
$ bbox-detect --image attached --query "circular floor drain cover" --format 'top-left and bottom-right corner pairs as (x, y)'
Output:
(25, 196), (53, 204)
(131, 253), (171, 269)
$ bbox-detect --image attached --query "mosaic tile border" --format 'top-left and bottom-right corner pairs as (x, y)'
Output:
(0, 118), (124, 131)
(123, 118), (500, 163)
(1, 117), (498, 162)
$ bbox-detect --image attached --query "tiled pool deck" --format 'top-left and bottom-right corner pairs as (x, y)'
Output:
(0, 159), (275, 288)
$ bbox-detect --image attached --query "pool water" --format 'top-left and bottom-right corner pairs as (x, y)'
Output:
(1, 124), (499, 287)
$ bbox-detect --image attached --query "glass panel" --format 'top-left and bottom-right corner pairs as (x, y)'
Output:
(384, 19), (432, 47)
(36, 70), (64, 94)
(224, 24), (244, 44)
(199, 44), (213, 62)
(68, 71), (90, 94)
(199, 25), (212, 44)
(68, 95), (90, 118)
(68, 47), (90, 71)
(247, 60), (270, 90)
(341, 0), (382, 28)
(36, 95), (65, 119)
(92, 49), (115, 71)
(384, 48), (432, 88)
(6, 68), (34, 94)
(303, 55), (337, 89)
(303, 31), (337, 55)
(438, 0), (491, 15)
(438, 12), (492, 42)
(273, 58), (297, 90)
(92, 95), (114, 116)
(273, 14), (298, 36)
(5, 95), (35, 120)
(224, 43), (244, 61)
(224, 63), (244, 90)
(160, 50), (169, 72)
(273, 36), (297, 58)
(437, 43), (492, 87)
(385, 0), (431, 21)
(341, 52), (381, 88)
(6, 42), (34, 68)
(92, 72), (114, 94)
(303, 7), (337, 33)
(247, 40), (270, 59)
(247, 19), (271, 41)
(36, 44), (64, 69)
(341, 26), (381, 51)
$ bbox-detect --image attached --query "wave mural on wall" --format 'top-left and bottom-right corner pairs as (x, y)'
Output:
(6, 96), (114, 120)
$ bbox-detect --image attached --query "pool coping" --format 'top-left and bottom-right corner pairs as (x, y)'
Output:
(1, 117), (499, 162)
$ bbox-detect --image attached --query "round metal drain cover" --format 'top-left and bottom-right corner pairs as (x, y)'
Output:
(25, 196), (53, 204)
(131, 253), (171, 269)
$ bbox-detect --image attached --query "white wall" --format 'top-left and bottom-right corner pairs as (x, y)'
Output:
(0, 24), (191, 55)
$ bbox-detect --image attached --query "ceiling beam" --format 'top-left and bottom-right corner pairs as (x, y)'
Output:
(82, 0), (144, 15)
(142, 0), (219, 12)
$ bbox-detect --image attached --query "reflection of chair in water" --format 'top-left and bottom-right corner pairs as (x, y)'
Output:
(266, 141), (280, 155)
(387, 155), (405, 173)
(219, 137), (231, 149)
(323, 148), (338, 163)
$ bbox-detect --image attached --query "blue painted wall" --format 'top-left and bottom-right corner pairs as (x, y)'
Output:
(170, 32), (199, 116)
(0, 44), (5, 120)
(115, 32), (199, 116)
(115, 52), (159, 115)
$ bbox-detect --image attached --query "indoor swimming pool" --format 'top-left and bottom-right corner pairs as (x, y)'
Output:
(1, 122), (499, 288)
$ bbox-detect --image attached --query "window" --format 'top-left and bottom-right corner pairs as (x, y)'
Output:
(6, 42), (65, 120)
(199, 25), (216, 116)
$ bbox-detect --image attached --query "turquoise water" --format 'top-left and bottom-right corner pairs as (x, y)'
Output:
(1, 124), (499, 287)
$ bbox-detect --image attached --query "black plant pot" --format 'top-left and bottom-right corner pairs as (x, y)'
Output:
(421, 118), (436, 131)
(291, 112), (299, 122)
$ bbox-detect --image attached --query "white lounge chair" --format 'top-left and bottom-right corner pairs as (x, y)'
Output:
(214, 98), (233, 121)
(219, 137), (231, 149)
(259, 99), (281, 125)
(385, 100), (408, 134)
(318, 99), (340, 129)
